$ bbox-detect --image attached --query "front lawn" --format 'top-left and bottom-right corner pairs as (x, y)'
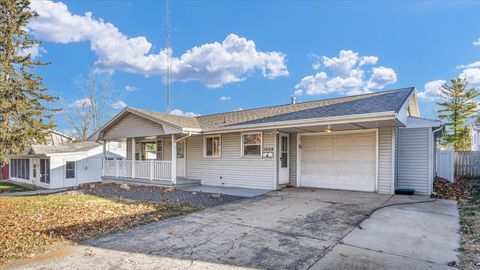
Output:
(0, 193), (201, 265)
(459, 179), (480, 269)
(0, 182), (35, 194)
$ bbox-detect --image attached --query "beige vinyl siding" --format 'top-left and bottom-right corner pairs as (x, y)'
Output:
(289, 133), (297, 186)
(186, 131), (275, 190)
(396, 127), (430, 195)
(378, 127), (394, 194)
(103, 113), (165, 140)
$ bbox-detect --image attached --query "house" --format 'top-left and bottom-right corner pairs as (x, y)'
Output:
(1, 130), (74, 180)
(471, 124), (480, 151)
(8, 141), (125, 189)
(89, 87), (443, 195)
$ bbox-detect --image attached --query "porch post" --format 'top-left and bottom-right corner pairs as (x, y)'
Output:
(131, 137), (136, 178)
(102, 141), (106, 176)
(171, 134), (177, 185)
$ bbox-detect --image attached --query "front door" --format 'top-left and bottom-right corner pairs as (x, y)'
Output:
(32, 158), (39, 183)
(279, 133), (289, 184)
(176, 140), (185, 178)
(39, 159), (50, 184)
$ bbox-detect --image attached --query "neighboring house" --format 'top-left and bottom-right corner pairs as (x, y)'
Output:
(0, 130), (73, 180)
(471, 124), (480, 151)
(9, 141), (125, 189)
(89, 87), (443, 195)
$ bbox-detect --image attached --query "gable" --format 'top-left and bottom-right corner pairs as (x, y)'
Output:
(102, 113), (178, 140)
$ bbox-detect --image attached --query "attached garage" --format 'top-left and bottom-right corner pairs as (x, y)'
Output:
(298, 131), (377, 192)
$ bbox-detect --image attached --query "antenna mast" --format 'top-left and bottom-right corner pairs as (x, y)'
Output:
(165, 0), (173, 112)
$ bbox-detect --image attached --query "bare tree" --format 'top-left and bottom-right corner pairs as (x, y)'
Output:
(67, 102), (93, 141)
(67, 68), (115, 141)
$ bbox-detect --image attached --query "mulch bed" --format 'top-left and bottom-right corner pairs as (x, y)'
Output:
(433, 177), (470, 200)
(80, 183), (244, 207)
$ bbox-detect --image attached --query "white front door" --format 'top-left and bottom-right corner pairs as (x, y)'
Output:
(300, 131), (376, 192)
(176, 140), (185, 178)
(279, 133), (289, 184)
(32, 158), (40, 183)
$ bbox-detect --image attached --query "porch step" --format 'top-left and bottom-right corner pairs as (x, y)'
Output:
(101, 176), (201, 188)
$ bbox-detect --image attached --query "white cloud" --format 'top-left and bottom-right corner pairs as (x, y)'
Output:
(124, 85), (136, 92)
(18, 43), (46, 58)
(169, 109), (200, 117)
(473, 39), (480, 46)
(459, 68), (480, 87)
(456, 61), (480, 69)
(112, 100), (127, 109)
(69, 98), (92, 108)
(312, 62), (321, 70)
(234, 108), (243, 111)
(366, 66), (397, 89)
(28, 0), (288, 88)
(294, 50), (397, 96)
(219, 96), (231, 101)
(359, 56), (378, 66)
(417, 80), (446, 101)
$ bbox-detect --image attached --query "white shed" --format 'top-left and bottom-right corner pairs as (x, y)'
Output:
(9, 141), (125, 189)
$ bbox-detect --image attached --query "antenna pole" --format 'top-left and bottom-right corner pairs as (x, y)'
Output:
(165, 0), (173, 112)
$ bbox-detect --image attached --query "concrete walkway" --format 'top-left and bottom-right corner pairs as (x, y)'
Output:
(312, 199), (460, 270)
(0, 188), (69, 197)
(1, 189), (460, 270)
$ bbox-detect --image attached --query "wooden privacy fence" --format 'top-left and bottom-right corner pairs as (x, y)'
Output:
(455, 151), (480, 178)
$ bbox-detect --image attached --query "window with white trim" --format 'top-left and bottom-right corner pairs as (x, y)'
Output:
(242, 132), (262, 157)
(204, 135), (221, 157)
(65, 161), (75, 179)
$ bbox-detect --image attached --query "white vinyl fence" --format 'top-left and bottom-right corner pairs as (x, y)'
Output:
(436, 150), (454, 182)
(455, 151), (480, 178)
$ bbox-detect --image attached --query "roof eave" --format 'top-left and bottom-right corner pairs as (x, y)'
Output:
(203, 111), (398, 134)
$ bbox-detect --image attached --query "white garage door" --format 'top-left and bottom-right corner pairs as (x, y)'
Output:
(300, 132), (376, 192)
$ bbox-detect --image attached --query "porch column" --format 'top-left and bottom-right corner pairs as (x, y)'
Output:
(131, 137), (135, 178)
(171, 134), (177, 185)
(102, 140), (106, 176)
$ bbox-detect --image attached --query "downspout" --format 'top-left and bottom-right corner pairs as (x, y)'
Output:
(431, 124), (444, 196)
(175, 131), (192, 143)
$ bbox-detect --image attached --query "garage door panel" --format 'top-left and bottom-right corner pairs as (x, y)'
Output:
(300, 132), (376, 192)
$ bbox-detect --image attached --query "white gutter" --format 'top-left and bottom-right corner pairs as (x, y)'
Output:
(202, 111), (397, 134)
(176, 131), (193, 142)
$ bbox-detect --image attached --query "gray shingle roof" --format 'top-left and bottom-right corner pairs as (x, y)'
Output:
(112, 87), (414, 132)
(28, 141), (102, 155)
(132, 108), (202, 129)
(196, 87), (414, 129)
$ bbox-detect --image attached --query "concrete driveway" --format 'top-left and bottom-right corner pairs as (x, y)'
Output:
(3, 189), (459, 270)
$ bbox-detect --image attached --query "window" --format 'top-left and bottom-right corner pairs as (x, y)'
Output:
(65, 161), (75, 179)
(33, 160), (37, 178)
(141, 142), (157, 160)
(242, 132), (262, 157)
(156, 140), (163, 160)
(177, 140), (185, 158)
(204, 135), (221, 157)
(11, 158), (30, 180)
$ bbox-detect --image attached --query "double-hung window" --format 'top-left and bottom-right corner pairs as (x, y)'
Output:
(65, 161), (75, 179)
(204, 135), (221, 157)
(242, 132), (262, 157)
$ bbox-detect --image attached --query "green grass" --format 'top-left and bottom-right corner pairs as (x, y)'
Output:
(0, 182), (34, 194)
(459, 179), (480, 270)
(0, 193), (202, 265)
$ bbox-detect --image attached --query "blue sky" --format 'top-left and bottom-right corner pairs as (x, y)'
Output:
(27, 0), (480, 135)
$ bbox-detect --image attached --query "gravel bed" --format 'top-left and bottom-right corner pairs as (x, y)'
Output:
(81, 183), (244, 207)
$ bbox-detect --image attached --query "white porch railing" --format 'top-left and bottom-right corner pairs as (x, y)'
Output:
(103, 160), (172, 182)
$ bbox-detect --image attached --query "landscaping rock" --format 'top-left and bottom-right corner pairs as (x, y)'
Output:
(81, 183), (242, 207)
(119, 184), (130, 191)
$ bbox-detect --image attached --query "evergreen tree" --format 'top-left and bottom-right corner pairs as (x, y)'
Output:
(437, 78), (479, 150)
(0, 0), (57, 162)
